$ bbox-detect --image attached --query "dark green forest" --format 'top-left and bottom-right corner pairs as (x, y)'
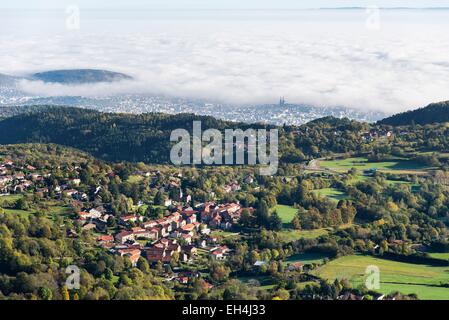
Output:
(379, 101), (449, 126)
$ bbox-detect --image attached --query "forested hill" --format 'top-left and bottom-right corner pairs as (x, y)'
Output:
(379, 101), (449, 126)
(0, 106), (265, 164)
(0, 106), (373, 164)
(0, 105), (49, 120)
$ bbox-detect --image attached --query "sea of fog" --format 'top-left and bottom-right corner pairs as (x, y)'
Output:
(0, 8), (448, 112)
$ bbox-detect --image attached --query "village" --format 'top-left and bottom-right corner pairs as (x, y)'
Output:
(0, 157), (256, 287)
(80, 198), (255, 287)
(87, 201), (253, 270)
(0, 150), (440, 301)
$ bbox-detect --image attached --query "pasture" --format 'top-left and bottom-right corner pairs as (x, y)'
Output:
(428, 252), (449, 261)
(0, 195), (72, 219)
(237, 275), (277, 291)
(273, 205), (297, 223)
(312, 255), (449, 300)
(284, 252), (331, 265)
(312, 188), (348, 202)
(319, 157), (427, 174)
(277, 228), (330, 242)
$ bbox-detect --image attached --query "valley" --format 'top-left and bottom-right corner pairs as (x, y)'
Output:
(0, 103), (448, 300)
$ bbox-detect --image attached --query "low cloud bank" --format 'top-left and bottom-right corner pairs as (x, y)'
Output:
(1, 10), (449, 112)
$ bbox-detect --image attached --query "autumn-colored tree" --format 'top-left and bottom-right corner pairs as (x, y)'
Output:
(61, 286), (70, 300)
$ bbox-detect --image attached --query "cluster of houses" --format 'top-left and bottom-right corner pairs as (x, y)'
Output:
(0, 159), (38, 195)
(0, 159), (257, 285)
(199, 202), (254, 230)
(76, 206), (111, 231)
(223, 182), (241, 193)
(361, 129), (393, 142)
(0, 158), (93, 202)
(85, 201), (253, 271)
(63, 167), (256, 274)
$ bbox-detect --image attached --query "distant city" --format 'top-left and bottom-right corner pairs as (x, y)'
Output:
(0, 90), (386, 126)
(0, 70), (386, 125)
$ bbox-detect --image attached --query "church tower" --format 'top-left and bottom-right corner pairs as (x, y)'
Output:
(279, 96), (285, 106)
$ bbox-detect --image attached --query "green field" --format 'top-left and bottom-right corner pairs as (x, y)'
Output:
(237, 275), (276, 290)
(0, 195), (30, 216)
(273, 205), (297, 223)
(1, 208), (31, 216)
(349, 175), (369, 183)
(210, 230), (240, 239)
(312, 188), (348, 202)
(428, 252), (449, 261)
(312, 255), (449, 300)
(418, 151), (449, 159)
(1, 195), (71, 219)
(0, 194), (23, 204)
(278, 228), (330, 242)
(272, 204), (331, 242)
(385, 179), (414, 186)
(284, 252), (330, 265)
(319, 157), (426, 174)
(377, 283), (449, 299)
(296, 281), (319, 290)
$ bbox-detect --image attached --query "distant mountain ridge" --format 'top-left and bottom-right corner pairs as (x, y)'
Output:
(0, 69), (132, 86)
(31, 69), (133, 84)
(379, 101), (449, 126)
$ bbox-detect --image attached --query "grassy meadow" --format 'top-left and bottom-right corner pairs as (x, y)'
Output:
(312, 188), (348, 202)
(273, 204), (297, 223)
(277, 228), (330, 242)
(284, 252), (331, 265)
(0, 194), (72, 219)
(319, 157), (427, 174)
(312, 255), (449, 300)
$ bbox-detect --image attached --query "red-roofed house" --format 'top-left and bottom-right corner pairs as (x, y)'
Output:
(181, 223), (195, 233)
(118, 248), (141, 266)
(181, 233), (193, 244)
(120, 214), (142, 224)
(97, 235), (114, 244)
(115, 231), (135, 244)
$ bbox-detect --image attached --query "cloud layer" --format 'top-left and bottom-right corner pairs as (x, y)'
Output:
(1, 9), (449, 113)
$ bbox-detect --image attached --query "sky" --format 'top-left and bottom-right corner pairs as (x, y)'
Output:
(3, 0), (449, 9)
(0, 3), (449, 113)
